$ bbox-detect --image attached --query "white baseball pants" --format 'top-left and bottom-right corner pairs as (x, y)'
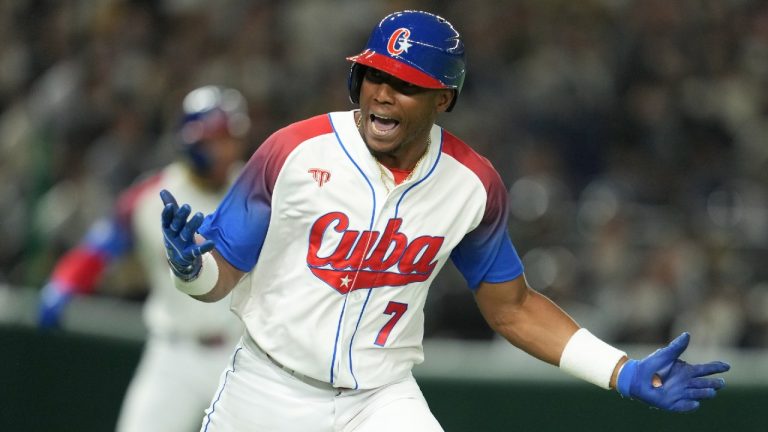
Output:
(199, 334), (444, 432)
(116, 335), (235, 432)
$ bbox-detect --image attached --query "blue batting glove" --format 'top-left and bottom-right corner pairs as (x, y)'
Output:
(160, 189), (214, 281)
(38, 282), (72, 329)
(616, 332), (730, 412)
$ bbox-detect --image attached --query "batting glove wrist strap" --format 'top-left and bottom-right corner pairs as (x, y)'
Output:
(168, 255), (202, 281)
(615, 332), (730, 412)
(616, 359), (638, 398)
(559, 328), (627, 389)
(171, 252), (219, 296)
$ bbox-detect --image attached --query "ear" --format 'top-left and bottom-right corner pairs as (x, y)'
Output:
(435, 89), (455, 113)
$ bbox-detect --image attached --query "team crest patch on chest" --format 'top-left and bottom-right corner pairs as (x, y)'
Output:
(306, 212), (444, 293)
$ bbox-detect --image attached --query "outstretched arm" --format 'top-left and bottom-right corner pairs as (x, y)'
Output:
(38, 216), (133, 329)
(475, 276), (580, 367)
(160, 189), (245, 302)
(475, 275), (730, 411)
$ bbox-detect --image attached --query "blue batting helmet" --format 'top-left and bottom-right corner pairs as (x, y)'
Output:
(347, 10), (466, 111)
(179, 85), (250, 174)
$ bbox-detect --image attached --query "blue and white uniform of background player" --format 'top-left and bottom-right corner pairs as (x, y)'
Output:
(39, 86), (249, 432)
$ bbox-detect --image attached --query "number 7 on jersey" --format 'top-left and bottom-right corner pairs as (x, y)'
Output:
(374, 301), (408, 346)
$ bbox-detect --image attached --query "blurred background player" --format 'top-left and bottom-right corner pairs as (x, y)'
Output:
(37, 85), (250, 432)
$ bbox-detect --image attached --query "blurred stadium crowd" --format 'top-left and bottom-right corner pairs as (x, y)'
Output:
(0, 0), (766, 348)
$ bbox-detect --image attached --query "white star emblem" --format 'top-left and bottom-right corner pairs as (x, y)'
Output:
(397, 37), (412, 53)
(340, 275), (352, 287)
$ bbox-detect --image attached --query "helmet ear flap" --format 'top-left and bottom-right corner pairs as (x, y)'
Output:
(348, 64), (367, 105)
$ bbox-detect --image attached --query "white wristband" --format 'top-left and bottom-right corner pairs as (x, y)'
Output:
(559, 328), (626, 389)
(171, 252), (219, 296)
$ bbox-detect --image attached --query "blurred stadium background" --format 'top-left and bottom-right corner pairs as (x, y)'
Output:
(1, 0), (767, 430)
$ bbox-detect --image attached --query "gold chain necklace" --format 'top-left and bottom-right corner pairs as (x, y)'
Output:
(356, 112), (431, 194)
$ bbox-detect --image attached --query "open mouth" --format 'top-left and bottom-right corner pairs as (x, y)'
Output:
(370, 113), (399, 134)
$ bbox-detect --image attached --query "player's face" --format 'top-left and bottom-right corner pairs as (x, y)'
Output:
(358, 68), (453, 162)
(195, 135), (247, 188)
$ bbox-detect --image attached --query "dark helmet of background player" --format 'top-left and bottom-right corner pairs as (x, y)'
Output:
(346, 10), (466, 112)
(178, 85), (250, 175)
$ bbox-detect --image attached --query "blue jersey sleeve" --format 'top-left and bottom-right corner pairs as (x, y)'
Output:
(198, 134), (283, 272)
(450, 169), (523, 290)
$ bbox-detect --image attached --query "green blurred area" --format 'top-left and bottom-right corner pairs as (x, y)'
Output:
(3, 325), (764, 432)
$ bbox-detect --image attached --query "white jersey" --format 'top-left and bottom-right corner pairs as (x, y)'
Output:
(199, 110), (523, 389)
(127, 162), (243, 341)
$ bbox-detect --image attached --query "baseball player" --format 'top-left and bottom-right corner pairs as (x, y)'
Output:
(160, 11), (731, 432)
(38, 85), (249, 432)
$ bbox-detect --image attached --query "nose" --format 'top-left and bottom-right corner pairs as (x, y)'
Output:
(372, 82), (396, 104)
